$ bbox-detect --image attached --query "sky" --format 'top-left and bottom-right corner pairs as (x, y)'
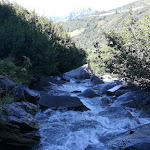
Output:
(8, 0), (138, 17)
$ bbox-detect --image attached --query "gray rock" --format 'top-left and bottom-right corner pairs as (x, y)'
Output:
(63, 64), (93, 80)
(0, 75), (18, 94)
(0, 123), (40, 148)
(0, 102), (39, 132)
(115, 89), (130, 97)
(47, 76), (66, 85)
(93, 82), (118, 95)
(0, 102), (40, 148)
(79, 88), (99, 98)
(29, 76), (50, 90)
(98, 106), (135, 119)
(38, 94), (90, 111)
(113, 90), (150, 110)
(100, 96), (110, 105)
(107, 85), (128, 95)
(105, 124), (150, 150)
(90, 75), (104, 85)
(13, 85), (40, 104)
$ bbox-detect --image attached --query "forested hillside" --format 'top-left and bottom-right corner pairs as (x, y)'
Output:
(0, 1), (86, 84)
(62, 0), (150, 79)
(62, 0), (150, 50)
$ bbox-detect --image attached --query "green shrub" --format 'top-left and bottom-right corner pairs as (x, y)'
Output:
(104, 11), (150, 87)
(0, 96), (14, 105)
(0, 1), (86, 83)
(0, 59), (29, 84)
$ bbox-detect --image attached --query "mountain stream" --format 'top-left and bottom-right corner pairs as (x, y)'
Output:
(34, 78), (150, 150)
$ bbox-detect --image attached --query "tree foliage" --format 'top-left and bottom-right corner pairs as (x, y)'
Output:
(104, 11), (150, 87)
(0, 1), (86, 83)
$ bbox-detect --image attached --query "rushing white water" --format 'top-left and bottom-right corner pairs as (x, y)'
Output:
(34, 79), (150, 150)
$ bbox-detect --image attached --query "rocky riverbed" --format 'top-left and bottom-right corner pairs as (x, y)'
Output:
(0, 65), (150, 150)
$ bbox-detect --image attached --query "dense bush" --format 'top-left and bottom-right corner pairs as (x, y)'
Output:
(0, 59), (29, 84)
(0, 1), (86, 83)
(104, 11), (150, 87)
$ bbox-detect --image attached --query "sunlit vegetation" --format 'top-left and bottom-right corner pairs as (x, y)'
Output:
(104, 12), (150, 87)
(62, 0), (150, 87)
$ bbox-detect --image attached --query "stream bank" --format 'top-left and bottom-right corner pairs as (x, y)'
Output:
(0, 64), (150, 150)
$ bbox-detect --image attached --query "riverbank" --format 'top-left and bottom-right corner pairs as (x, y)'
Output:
(0, 64), (150, 150)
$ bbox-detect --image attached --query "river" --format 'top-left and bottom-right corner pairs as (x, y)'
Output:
(34, 78), (150, 150)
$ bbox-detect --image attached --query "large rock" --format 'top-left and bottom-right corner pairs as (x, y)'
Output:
(29, 76), (50, 90)
(47, 76), (66, 85)
(105, 123), (150, 150)
(38, 94), (89, 111)
(0, 75), (18, 94)
(100, 96), (110, 105)
(93, 82), (118, 95)
(63, 64), (93, 80)
(78, 88), (99, 98)
(113, 90), (150, 110)
(0, 102), (40, 148)
(90, 75), (104, 85)
(98, 106), (137, 120)
(13, 85), (40, 104)
(0, 102), (39, 132)
(0, 123), (40, 148)
(106, 84), (128, 95)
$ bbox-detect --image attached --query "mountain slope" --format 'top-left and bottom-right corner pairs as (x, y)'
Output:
(62, 0), (150, 50)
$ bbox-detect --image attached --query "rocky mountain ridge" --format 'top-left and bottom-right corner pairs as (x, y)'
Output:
(50, 8), (98, 22)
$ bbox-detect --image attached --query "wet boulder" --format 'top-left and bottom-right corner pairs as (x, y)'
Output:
(100, 96), (110, 105)
(63, 64), (93, 80)
(98, 106), (139, 132)
(29, 76), (50, 90)
(78, 88), (99, 98)
(0, 102), (39, 132)
(0, 75), (18, 95)
(98, 106), (135, 119)
(47, 76), (66, 85)
(113, 90), (150, 110)
(106, 123), (150, 150)
(38, 94), (90, 111)
(13, 85), (40, 104)
(0, 122), (40, 148)
(106, 84), (128, 95)
(0, 102), (40, 148)
(93, 82), (118, 95)
(90, 75), (104, 85)
(114, 89), (130, 97)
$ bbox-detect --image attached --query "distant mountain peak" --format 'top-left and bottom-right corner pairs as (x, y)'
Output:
(50, 8), (98, 22)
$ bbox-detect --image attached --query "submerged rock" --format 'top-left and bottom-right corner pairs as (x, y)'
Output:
(105, 123), (150, 150)
(106, 85), (128, 95)
(63, 64), (93, 80)
(38, 94), (90, 111)
(98, 106), (136, 119)
(113, 90), (150, 110)
(78, 88), (99, 98)
(90, 75), (104, 85)
(100, 96), (110, 105)
(93, 82), (118, 95)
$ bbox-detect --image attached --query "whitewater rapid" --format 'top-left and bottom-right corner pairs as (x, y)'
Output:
(34, 79), (150, 150)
